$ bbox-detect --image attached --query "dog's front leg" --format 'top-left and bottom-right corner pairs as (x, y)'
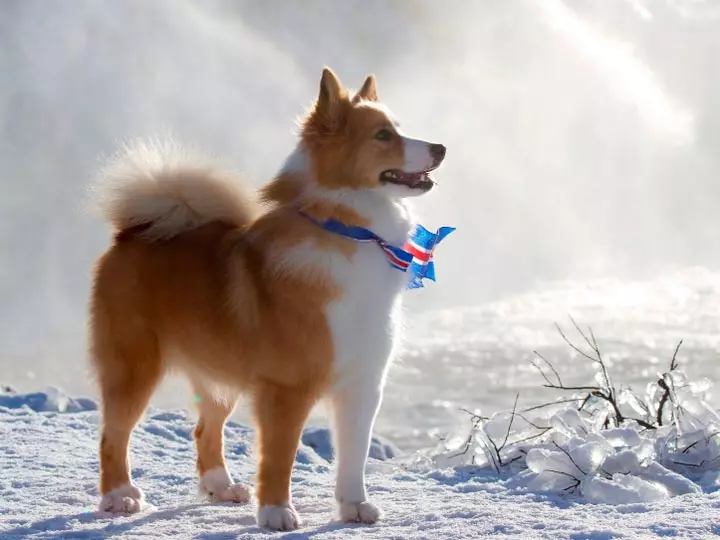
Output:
(330, 379), (384, 524)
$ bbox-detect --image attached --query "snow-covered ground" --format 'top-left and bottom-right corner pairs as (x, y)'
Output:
(2, 267), (720, 538)
(2, 390), (719, 539)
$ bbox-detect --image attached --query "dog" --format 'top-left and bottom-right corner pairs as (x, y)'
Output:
(89, 67), (446, 531)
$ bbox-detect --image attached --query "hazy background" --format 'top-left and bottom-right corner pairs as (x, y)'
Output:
(1, 0), (719, 414)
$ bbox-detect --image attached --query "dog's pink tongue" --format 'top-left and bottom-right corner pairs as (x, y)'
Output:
(405, 172), (423, 187)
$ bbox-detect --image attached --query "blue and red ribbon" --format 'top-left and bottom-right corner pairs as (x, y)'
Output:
(300, 211), (454, 290)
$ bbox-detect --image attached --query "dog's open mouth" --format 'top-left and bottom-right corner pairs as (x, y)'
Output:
(380, 169), (435, 191)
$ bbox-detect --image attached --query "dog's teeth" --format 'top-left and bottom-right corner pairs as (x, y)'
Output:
(382, 171), (403, 180)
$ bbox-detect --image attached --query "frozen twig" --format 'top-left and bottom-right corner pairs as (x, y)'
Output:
(530, 320), (657, 430)
(552, 441), (587, 476)
(530, 351), (563, 387)
(657, 340), (683, 426)
(523, 397), (584, 414)
(499, 394), (520, 451)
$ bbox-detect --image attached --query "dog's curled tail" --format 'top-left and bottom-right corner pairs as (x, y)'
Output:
(90, 138), (260, 240)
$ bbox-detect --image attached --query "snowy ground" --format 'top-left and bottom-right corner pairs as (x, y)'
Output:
(2, 395), (719, 539)
(2, 267), (720, 538)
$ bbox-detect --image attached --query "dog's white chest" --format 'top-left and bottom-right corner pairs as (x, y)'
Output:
(325, 244), (406, 383)
(325, 210), (414, 384)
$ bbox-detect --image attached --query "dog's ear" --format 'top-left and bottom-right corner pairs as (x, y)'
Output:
(353, 74), (378, 103)
(316, 67), (347, 122)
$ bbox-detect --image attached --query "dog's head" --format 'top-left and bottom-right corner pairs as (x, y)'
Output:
(301, 68), (446, 198)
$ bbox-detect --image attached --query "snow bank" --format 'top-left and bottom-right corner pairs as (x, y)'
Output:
(0, 385), (97, 413)
(302, 426), (399, 462)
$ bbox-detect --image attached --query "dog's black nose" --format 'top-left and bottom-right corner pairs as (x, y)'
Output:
(430, 143), (446, 163)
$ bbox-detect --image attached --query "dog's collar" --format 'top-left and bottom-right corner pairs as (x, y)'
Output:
(298, 210), (454, 290)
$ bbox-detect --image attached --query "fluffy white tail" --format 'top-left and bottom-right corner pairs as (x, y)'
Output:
(91, 139), (259, 240)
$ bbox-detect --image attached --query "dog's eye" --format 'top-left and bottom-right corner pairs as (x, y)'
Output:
(374, 128), (393, 141)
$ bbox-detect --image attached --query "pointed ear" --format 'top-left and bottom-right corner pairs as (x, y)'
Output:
(316, 67), (347, 119)
(353, 74), (378, 103)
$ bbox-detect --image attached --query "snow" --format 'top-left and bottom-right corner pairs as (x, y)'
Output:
(2, 388), (720, 539)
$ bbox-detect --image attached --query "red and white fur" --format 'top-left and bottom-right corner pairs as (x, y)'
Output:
(89, 68), (446, 531)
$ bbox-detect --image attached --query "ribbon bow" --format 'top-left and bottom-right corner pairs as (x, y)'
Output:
(300, 211), (454, 290)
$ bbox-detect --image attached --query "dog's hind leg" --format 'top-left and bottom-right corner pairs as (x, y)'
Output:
(192, 383), (249, 503)
(253, 381), (317, 531)
(92, 325), (163, 514)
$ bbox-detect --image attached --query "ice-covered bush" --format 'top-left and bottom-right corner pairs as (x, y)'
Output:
(429, 320), (720, 503)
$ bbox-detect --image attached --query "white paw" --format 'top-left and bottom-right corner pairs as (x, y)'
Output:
(99, 483), (144, 514)
(339, 500), (381, 524)
(257, 504), (300, 531)
(199, 468), (250, 503)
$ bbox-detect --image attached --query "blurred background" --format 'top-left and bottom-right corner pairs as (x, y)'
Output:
(1, 0), (719, 447)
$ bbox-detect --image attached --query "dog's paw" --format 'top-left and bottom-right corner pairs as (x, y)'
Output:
(208, 483), (251, 503)
(257, 504), (300, 531)
(99, 483), (144, 514)
(339, 500), (382, 524)
(199, 468), (250, 503)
